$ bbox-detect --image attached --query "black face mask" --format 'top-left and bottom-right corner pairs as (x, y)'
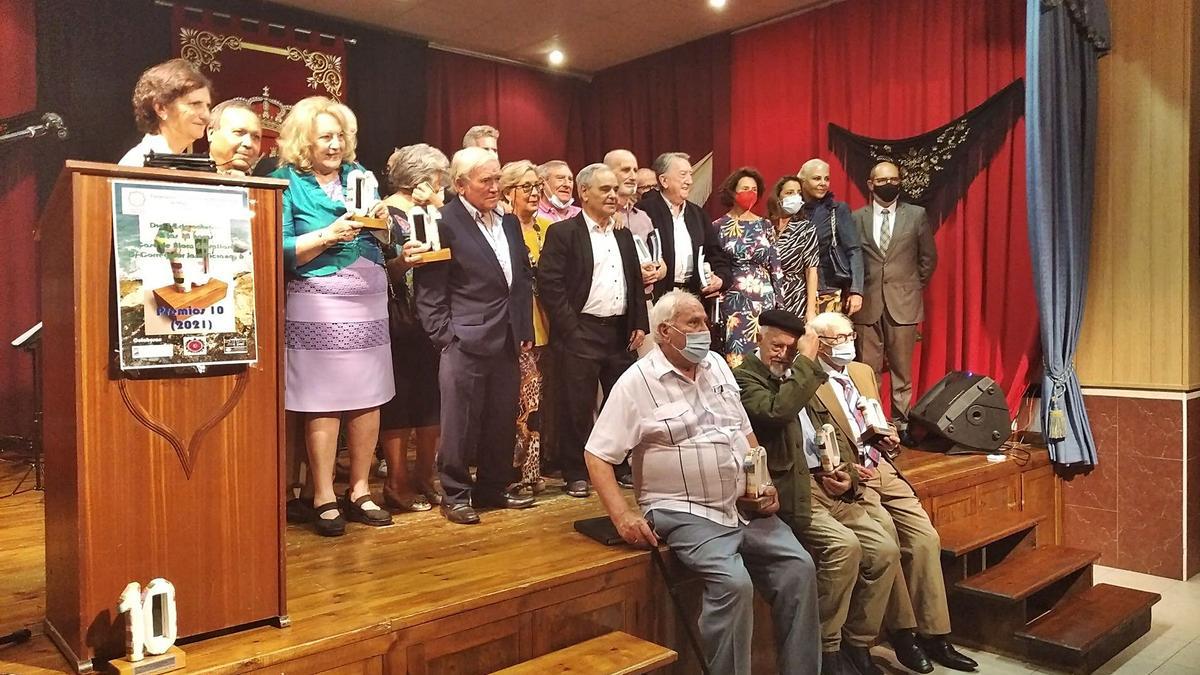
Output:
(873, 181), (902, 201)
(873, 183), (901, 203)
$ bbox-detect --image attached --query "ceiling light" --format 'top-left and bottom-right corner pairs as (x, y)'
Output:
(709, 0), (727, 8)
(548, 49), (565, 66)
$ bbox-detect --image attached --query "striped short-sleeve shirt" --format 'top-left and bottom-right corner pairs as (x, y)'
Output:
(586, 347), (754, 527)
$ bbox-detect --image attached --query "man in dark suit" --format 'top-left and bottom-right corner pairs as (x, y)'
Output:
(849, 161), (938, 437)
(537, 164), (649, 497)
(414, 146), (535, 524)
(638, 152), (732, 348)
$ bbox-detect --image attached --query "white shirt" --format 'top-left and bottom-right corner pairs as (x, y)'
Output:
(118, 133), (172, 167)
(586, 348), (753, 527)
(820, 359), (868, 451)
(581, 212), (628, 318)
(461, 196), (512, 286)
(872, 200), (898, 250)
(663, 193), (693, 283)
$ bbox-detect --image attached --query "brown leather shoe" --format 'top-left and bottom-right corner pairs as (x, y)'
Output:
(440, 503), (480, 525)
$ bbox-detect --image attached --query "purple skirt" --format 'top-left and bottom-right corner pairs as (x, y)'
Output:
(284, 257), (395, 412)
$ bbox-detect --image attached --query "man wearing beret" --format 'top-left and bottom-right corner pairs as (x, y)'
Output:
(734, 309), (900, 675)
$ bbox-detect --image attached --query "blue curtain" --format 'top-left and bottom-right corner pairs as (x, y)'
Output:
(1026, 0), (1111, 466)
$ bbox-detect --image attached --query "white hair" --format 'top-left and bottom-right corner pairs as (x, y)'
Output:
(808, 311), (853, 336)
(575, 163), (613, 195)
(450, 145), (497, 187)
(648, 290), (702, 344)
(798, 158), (829, 179)
(603, 148), (636, 168)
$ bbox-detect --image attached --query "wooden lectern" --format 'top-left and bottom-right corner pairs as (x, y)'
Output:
(39, 162), (288, 672)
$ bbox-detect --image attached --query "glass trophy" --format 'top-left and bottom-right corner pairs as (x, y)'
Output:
(737, 446), (772, 510)
(406, 204), (452, 263)
(856, 397), (892, 445)
(343, 169), (388, 231)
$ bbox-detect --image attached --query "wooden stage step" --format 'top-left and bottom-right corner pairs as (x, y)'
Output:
(938, 509), (1043, 557)
(954, 545), (1099, 602)
(491, 631), (678, 675)
(1016, 584), (1160, 674)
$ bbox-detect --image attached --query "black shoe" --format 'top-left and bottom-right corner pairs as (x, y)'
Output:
(440, 503), (480, 525)
(473, 490), (536, 509)
(821, 650), (845, 675)
(341, 490), (393, 526)
(616, 473), (634, 489)
(841, 644), (883, 675)
(563, 479), (590, 498)
(286, 497), (314, 524)
(918, 635), (977, 672)
(889, 629), (933, 674)
(312, 501), (346, 537)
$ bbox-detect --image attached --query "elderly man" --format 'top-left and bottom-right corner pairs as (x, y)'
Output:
(537, 164), (648, 498)
(636, 167), (658, 198)
(208, 100), (263, 175)
(603, 149), (654, 240)
(414, 146), (535, 525)
(736, 309), (901, 675)
(462, 124), (499, 156)
(797, 159), (864, 316)
(535, 160), (581, 222)
(586, 290), (820, 675)
(807, 312), (977, 673)
(851, 161), (937, 440)
(639, 152), (731, 302)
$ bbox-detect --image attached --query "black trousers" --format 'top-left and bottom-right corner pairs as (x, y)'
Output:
(437, 337), (519, 505)
(557, 316), (635, 483)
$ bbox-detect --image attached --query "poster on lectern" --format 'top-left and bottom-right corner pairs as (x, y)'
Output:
(110, 179), (258, 371)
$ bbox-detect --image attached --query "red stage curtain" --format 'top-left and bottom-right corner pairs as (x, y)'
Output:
(579, 34), (731, 197)
(424, 49), (586, 167)
(0, 0), (38, 438)
(730, 0), (1037, 412)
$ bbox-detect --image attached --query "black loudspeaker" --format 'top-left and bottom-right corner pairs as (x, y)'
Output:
(910, 371), (1012, 452)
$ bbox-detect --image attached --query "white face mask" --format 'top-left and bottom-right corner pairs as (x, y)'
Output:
(780, 194), (803, 215)
(548, 194), (574, 210)
(827, 342), (856, 367)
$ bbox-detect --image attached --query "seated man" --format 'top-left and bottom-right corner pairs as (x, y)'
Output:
(585, 290), (820, 675)
(808, 311), (977, 673)
(735, 309), (899, 675)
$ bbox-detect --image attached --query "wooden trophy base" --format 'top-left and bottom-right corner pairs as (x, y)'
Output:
(152, 278), (229, 312)
(350, 214), (389, 230)
(859, 425), (892, 447)
(413, 247), (452, 264)
(737, 494), (772, 511)
(106, 646), (186, 675)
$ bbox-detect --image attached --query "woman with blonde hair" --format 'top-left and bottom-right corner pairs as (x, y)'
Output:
(499, 159), (553, 494)
(119, 58), (212, 165)
(273, 96), (393, 536)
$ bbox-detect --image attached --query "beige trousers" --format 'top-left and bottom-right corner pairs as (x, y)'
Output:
(859, 461), (952, 636)
(795, 475), (899, 651)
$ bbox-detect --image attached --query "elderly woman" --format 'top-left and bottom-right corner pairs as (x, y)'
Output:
(272, 96), (393, 536)
(714, 167), (782, 367)
(772, 175), (820, 322)
(376, 144), (449, 511)
(120, 58), (212, 166)
(499, 160), (553, 494)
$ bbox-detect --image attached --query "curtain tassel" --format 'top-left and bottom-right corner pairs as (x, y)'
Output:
(1047, 401), (1067, 442)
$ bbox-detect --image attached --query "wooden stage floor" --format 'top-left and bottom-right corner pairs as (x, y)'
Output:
(0, 444), (1056, 674)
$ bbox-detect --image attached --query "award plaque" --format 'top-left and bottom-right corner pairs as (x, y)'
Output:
(406, 204), (452, 263)
(857, 397), (892, 446)
(816, 423), (842, 473)
(344, 169), (388, 230)
(107, 579), (185, 675)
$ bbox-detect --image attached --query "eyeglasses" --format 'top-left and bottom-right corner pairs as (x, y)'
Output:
(513, 181), (543, 193)
(818, 332), (857, 345)
(870, 177), (902, 186)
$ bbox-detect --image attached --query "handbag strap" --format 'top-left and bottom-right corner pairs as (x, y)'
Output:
(829, 204), (838, 248)
(650, 547), (712, 675)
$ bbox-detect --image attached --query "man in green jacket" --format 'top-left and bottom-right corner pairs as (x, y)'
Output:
(735, 309), (900, 675)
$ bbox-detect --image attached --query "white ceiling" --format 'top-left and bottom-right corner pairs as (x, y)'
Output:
(269, 0), (834, 74)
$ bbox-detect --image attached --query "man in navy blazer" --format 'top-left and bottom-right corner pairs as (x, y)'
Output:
(415, 146), (535, 524)
(537, 164), (649, 498)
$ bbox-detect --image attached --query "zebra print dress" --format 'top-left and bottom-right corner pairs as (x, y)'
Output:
(775, 215), (821, 318)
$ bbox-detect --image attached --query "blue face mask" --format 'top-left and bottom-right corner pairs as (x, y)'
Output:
(670, 324), (711, 364)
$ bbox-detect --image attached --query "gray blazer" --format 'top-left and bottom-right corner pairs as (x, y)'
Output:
(850, 201), (937, 325)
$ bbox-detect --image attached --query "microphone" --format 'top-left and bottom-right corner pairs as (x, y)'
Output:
(0, 111), (69, 147)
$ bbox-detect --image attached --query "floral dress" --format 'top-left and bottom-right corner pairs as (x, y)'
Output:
(715, 214), (784, 368)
